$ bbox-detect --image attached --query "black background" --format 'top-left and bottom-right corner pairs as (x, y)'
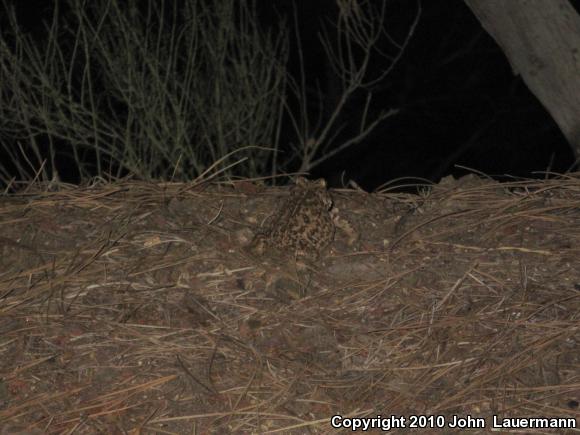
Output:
(1, 0), (578, 190)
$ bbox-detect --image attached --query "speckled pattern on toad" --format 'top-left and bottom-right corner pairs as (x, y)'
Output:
(250, 177), (336, 259)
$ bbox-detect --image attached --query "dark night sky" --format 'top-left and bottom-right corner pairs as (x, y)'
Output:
(304, 0), (577, 188)
(1, 0), (577, 190)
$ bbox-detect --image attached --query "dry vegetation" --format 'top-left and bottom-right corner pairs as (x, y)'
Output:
(0, 174), (579, 434)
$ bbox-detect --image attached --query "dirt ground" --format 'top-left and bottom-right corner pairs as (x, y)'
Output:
(0, 175), (579, 434)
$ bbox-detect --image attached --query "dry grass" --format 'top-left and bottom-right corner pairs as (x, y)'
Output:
(0, 174), (579, 434)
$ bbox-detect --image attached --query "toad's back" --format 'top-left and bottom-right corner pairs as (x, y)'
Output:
(253, 177), (336, 258)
